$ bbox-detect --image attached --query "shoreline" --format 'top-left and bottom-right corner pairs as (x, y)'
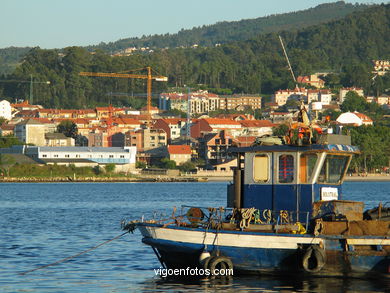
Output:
(344, 174), (390, 182)
(1, 175), (389, 183)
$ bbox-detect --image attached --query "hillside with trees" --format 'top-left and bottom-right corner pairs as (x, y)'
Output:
(0, 1), (374, 75)
(88, 1), (370, 52)
(0, 3), (389, 110)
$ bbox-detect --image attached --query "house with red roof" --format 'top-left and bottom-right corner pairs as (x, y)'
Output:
(11, 100), (41, 112)
(297, 75), (325, 88)
(167, 144), (192, 165)
(190, 118), (242, 138)
(154, 118), (188, 142)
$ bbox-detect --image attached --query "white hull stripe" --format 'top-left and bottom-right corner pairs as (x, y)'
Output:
(139, 226), (321, 249)
(347, 238), (390, 245)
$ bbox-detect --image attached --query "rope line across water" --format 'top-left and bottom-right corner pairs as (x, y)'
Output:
(19, 231), (129, 275)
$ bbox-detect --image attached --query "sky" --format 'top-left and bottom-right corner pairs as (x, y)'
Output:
(0, 0), (387, 49)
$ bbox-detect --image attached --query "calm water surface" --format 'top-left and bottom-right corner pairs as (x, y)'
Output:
(0, 182), (389, 292)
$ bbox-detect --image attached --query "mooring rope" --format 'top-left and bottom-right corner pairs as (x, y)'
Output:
(19, 231), (129, 276)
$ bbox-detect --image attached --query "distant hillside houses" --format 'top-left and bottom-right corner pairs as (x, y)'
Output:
(297, 74), (325, 88)
(272, 87), (372, 107)
(159, 91), (262, 115)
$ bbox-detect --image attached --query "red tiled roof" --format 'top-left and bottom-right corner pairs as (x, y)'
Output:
(167, 144), (191, 155)
(202, 118), (241, 126)
(354, 112), (373, 122)
(0, 124), (15, 130)
(159, 118), (186, 124)
(239, 120), (276, 128)
(236, 136), (257, 143)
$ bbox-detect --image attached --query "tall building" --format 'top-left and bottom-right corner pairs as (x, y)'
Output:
(219, 95), (262, 110)
(159, 91), (220, 115)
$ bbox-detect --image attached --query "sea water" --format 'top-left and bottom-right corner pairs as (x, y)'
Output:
(0, 182), (389, 292)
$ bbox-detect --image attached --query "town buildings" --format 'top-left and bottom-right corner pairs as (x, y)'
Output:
(159, 91), (261, 115)
(1, 77), (385, 174)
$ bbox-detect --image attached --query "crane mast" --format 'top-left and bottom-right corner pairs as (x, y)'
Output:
(79, 66), (168, 122)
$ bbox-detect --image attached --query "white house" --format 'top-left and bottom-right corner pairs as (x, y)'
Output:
(0, 100), (12, 120)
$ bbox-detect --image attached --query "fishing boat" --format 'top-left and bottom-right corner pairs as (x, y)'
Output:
(123, 113), (389, 279)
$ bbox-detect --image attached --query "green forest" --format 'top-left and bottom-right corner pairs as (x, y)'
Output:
(88, 1), (369, 51)
(0, 4), (389, 110)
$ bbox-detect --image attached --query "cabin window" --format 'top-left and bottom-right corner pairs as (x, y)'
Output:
(253, 155), (269, 182)
(318, 155), (349, 184)
(299, 153), (318, 183)
(278, 154), (294, 183)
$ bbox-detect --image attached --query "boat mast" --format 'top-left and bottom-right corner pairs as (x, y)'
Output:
(279, 35), (298, 88)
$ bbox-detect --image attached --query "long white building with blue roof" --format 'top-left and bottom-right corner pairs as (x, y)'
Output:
(1, 145), (137, 172)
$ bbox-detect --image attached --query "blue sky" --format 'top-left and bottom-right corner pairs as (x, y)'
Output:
(0, 0), (387, 49)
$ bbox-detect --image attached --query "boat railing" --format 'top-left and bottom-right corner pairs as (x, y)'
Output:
(180, 205), (310, 233)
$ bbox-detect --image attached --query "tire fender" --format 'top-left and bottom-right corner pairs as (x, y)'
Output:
(302, 245), (326, 273)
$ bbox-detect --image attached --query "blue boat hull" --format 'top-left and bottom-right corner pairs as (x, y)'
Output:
(139, 223), (390, 278)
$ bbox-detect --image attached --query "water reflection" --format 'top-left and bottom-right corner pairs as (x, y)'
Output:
(138, 276), (390, 292)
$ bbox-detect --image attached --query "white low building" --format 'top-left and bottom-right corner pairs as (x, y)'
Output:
(1, 145), (137, 172)
(0, 100), (12, 120)
(336, 111), (373, 126)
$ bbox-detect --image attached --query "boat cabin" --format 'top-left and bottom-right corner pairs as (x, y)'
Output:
(228, 134), (359, 221)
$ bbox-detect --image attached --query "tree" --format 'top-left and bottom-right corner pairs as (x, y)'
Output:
(104, 163), (116, 173)
(92, 165), (102, 175)
(340, 91), (367, 113)
(179, 161), (196, 172)
(136, 161), (147, 169)
(160, 158), (177, 169)
(0, 154), (15, 176)
(57, 120), (78, 138)
(272, 124), (289, 136)
(0, 134), (23, 148)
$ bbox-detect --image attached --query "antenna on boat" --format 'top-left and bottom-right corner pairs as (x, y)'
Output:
(279, 35), (298, 88)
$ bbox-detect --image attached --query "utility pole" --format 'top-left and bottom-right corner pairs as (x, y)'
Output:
(30, 75), (33, 104)
(186, 87), (192, 144)
(0, 76), (50, 105)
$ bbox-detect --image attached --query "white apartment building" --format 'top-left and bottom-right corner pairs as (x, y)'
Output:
(307, 89), (332, 105)
(0, 100), (12, 120)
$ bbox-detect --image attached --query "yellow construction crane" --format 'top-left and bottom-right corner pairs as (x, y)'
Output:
(79, 66), (168, 119)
